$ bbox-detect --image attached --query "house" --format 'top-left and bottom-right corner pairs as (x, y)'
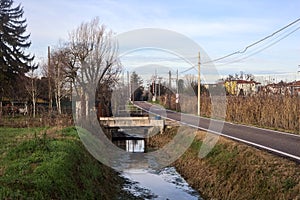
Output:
(263, 80), (300, 96)
(224, 80), (261, 96)
(289, 80), (300, 96)
(265, 81), (289, 95)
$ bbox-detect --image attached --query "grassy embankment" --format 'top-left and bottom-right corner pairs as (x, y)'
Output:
(0, 126), (139, 199)
(149, 127), (300, 200)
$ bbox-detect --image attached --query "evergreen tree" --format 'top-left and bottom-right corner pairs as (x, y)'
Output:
(130, 72), (144, 101)
(0, 0), (35, 98)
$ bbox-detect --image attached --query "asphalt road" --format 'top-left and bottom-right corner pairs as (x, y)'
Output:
(133, 101), (300, 162)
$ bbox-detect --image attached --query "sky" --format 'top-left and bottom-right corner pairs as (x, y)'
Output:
(15, 0), (300, 83)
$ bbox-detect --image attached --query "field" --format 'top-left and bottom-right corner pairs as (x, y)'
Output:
(0, 126), (139, 199)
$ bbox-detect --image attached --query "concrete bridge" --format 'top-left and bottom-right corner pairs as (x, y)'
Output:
(99, 117), (164, 132)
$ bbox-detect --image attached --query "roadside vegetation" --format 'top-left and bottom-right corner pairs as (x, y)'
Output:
(0, 126), (139, 199)
(163, 95), (300, 134)
(149, 127), (300, 199)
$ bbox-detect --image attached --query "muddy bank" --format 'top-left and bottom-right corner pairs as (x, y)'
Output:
(148, 127), (300, 199)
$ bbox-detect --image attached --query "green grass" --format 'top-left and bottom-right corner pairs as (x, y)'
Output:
(0, 127), (138, 200)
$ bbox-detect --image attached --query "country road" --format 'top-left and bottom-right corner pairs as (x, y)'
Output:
(133, 101), (300, 162)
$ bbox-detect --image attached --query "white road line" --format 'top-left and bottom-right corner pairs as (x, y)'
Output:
(140, 101), (300, 138)
(133, 101), (300, 161)
(179, 121), (300, 161)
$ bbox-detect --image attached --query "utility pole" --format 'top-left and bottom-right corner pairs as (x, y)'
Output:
(152, 80), (155, 101)
(48, 46), (52, 113)
(158, 77), (162, 99)
(176, 69), (179, 111)
(197, 51), (201, 116)
(131, 72), (134, 101)
(176, 69), (179, 94)
(127, 71), (130, 101)
(154, 69), (157, 101)
(168, 71), (171, 108)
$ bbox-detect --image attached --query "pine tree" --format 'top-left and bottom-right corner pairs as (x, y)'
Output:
(0, 0), (35, 98)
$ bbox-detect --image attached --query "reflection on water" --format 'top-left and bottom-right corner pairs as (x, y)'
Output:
(111, 128), (201, 199)
(126, 140), (144, 152)
(113, 139), (145, 153)
(122, 167), (202, 200)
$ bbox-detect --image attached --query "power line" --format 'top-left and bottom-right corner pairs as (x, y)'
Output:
(213, 25), (300, 67)
(204, 17), (300, 64)
(180, 17), (300, 73)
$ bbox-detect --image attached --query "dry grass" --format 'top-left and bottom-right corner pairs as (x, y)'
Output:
(0, 114), (74, 128)
(225, 95), (299, 134)
(160, 94), (300, 134)
(148, 128), (300, 200)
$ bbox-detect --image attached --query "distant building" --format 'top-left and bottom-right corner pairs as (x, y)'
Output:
(263, 80), (300, 96)
(289, 80), (300, 96)
(224, 80), (261, 96)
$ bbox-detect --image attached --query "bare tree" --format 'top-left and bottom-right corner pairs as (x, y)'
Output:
(60, 46), (79, 101)
(184, 74), (197, 95)
(49, 48), (72, 115)
(23, 68), (39, 118)
(68, 17), (121, 117)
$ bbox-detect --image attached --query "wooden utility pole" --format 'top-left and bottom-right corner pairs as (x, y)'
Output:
(154, 69), (157, 101)
(158, 77), (162, 99)
(197, 51), (201, 116)
(168, 70), (171, 108)
(48, 46), (52, 113)
(176, 69), (179, 111)
(127, 71), (130, 100)
(176, 69), (179, 94)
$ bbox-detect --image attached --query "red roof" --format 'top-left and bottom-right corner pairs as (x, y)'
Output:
(290, 80), (300, 86)
(225, 80), (260, 84)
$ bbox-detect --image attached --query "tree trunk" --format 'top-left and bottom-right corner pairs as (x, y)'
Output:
(31, 76), (36, 118)
(58, 84), (61, 115)
(55, 91), (59, 115)
(0, 101), (2, 121)
(33, 94), (36, 118)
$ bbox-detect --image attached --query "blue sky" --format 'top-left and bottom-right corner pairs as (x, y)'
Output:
(16, 0), (300, 81)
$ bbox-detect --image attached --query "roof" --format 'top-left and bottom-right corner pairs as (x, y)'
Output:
(266, 80), (300, 88)
(290, 80), (300, 86)
(225, 80), (261, 84)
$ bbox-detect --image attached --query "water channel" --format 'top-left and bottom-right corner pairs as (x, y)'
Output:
(111, 128), (202, 200)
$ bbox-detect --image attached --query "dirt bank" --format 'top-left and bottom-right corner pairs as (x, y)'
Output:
(149, 127), (300, 199)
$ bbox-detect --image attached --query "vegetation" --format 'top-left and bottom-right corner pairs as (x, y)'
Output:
(1, 8), (121, 118)
(0, 126), (138, 199)
(225, 95), (300, 133)
(173, 95), (300, 134)
(0, 0), (36, 100)
(130, 71), (146, 101)
(148, 127), (300, 199)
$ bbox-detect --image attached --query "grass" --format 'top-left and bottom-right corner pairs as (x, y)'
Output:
(148, 127), (300, 200)
(0, 114), (73, 128)
(0, 126), (139, 200)
(158, 95), (300, 134)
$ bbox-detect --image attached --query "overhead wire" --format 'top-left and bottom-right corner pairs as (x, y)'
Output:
(180, 17), (300, 73)
(214, 25), (300, 67)
(203, 17), (300, 64)
(123, 18), (300, 75)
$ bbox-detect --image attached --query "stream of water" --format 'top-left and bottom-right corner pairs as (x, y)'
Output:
(112, 128), (202, 200)
(122, 167), (202, 200)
